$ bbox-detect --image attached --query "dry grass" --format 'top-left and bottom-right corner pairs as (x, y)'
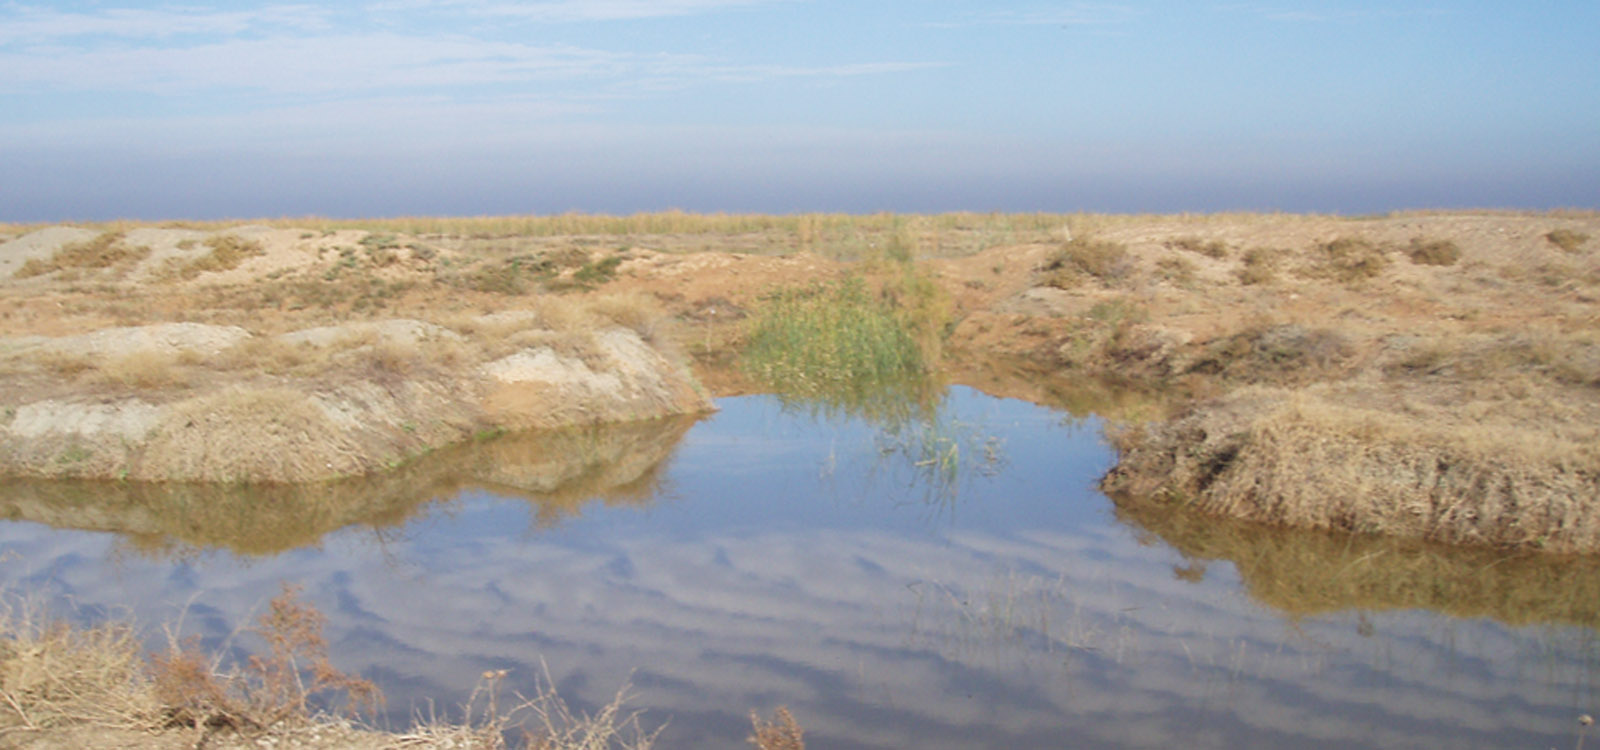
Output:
(1545, 229), (1590, 253)
(1165, 236), (1229, 259)
(89, 351), (193, 390)
(0, 597), (155, 733)
(138, 387), (372, 482)
(1305, 237), (1389, 283)
(0, 585), (686, 749)
(1405, 237), (1461, 266)
(14, 231), (151, 280)
(161, 234), (266, 280)
(1234, 248), (1281, 285)
(1103, 387), (1600, 552)
(1038, 237), (1133, 288)
(748, 707), (804, 750)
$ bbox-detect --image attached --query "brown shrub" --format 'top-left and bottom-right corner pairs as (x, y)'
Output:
(1545, 229), (1590, 253)
(1405, 237), (1461, 266)
(1235, 248), (1281, 285)
(1307, 237), (1389, 283)
(1039, 237), (1132, 288)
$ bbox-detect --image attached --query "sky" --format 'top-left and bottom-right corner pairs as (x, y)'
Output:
(2, 1), (1598, 220)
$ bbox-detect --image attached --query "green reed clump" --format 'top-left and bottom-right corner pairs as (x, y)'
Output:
(742, 277), (927, 409)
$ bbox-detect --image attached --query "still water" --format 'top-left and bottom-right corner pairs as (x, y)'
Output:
(2, 387), (1598, 749)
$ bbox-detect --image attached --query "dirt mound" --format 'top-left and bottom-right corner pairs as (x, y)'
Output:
(0, 321), (712, 483)
(0, 226), (101, 279)
(1102, 387), (1600, 553)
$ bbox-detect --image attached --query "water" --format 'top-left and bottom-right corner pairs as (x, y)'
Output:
(1, 386), (1597, 749)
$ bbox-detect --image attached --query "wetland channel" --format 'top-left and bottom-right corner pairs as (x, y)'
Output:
(2, 386), (1597, 749)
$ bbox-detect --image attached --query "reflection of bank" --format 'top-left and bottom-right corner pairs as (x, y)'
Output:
(0, 413), (700, 558)
(1110, 491), (1600, 630)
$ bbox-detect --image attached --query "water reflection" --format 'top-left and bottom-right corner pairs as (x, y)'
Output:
(0, 389), (1596, 750)
(1112, 492), (1600, 630)
(0, 414), (698, 558)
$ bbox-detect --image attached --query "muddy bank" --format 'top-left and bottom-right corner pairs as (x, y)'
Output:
(0, 320), (711, 483)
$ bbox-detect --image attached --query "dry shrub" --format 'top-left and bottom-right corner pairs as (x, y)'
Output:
(151, 584), (381, 735)
(516, 670), (662, 750)
(13, 231), (150, 279)
(1039, 237), (1132, 288)
(1165, 236), (1229, 259)
(1405, 237), (1461, 266)
(1186, 324), (1352, 383)
(1155, 255), (1196, 286)
(1307, 237), (1389, 283)
(748, 707), (804, 750)
(1545, 229), (1590, 253)
(1234, 248), (1280, 285)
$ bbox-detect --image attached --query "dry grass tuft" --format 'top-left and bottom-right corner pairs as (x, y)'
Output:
(1545, 229), (1590, 253)
(14, 231), (151, 279)
(1306, 237), (1389, 283)
(163, 234), (266, 280)
(90, 351), (192, 390)
(1038, 237), (1133, 288)
(748, 707), (804, 750)
(1165, 236), (1229, 259)
(1234, 248), (1281, 285)
(1405, 237), (1461, 266)
(0, 597), (156, 732)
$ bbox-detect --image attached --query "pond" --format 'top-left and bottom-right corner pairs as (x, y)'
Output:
(2, 386), (1598, 749)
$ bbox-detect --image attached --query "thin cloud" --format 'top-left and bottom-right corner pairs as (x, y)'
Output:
(365, 0), (783, 22)
(1214, 4), (1451, 23)
(927, 4), (1141, 29)
(0, 4), (331, 44)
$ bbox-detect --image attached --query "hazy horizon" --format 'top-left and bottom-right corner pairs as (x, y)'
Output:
(4, 2), (1597, 222)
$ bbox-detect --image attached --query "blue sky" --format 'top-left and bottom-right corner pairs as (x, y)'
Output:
(2, 1), (1597, 220)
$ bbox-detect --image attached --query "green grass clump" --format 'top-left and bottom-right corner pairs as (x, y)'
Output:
(1545, 229), (1589, 253)
(742, 277), (926, 409)
(1405, 237), (1461, 266)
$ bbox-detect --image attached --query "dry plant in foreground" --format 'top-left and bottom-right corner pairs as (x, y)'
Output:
(149, 583), (381, 737)
(748, 707), (804, 750)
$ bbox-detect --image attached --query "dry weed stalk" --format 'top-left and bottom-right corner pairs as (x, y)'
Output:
(748, 707), (804, 750)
